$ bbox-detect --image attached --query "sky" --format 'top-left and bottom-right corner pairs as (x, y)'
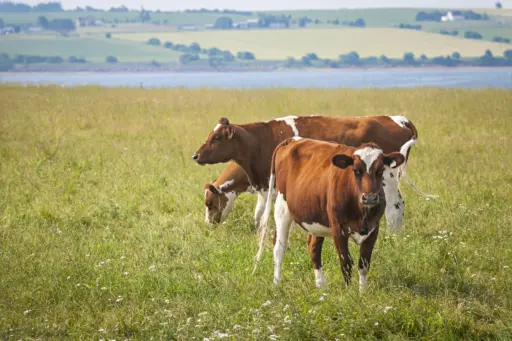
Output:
(21, 0), (502, 11)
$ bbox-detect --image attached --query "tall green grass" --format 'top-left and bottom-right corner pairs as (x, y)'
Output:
(0, 86), (511, 340)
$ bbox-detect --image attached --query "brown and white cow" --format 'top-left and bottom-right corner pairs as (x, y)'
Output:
(203, 162), (257, 224)
(194, 115), (430, 231)
(254, 138), (405, 289)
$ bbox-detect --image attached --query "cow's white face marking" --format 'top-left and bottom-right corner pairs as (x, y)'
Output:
(275, 115), (300, 136)
(389, 115), (409, 128)
(314, 268), (327, 288)
(204, 189), (209, 223)
(218, 179), (234, 191)
(213, 123), (222, 132)
(292, 136), (302, 141)
(350, 227), (376, 245)
(354, 147), (383, 172)
(302, 222), (331, 238)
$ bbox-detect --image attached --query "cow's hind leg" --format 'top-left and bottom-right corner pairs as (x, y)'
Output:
(253, 191), (267, 228)
(307, 234), (326, 288)
(358, 225), (379, 292)
(273, 192), (292, 285)
(383, 167), (404, 233)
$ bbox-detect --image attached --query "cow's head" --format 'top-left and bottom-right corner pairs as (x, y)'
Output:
(193, 118), (237, 165)
(331, 143), (405, 208)
(203, 183), (236, 224)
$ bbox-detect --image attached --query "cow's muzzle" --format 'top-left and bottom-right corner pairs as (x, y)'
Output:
(361, 193), (379, 207)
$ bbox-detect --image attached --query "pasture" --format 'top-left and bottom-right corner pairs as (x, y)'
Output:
(0, 86), (511, 340)
(116, 28), (511, 59)
(0, 35), (181, 62)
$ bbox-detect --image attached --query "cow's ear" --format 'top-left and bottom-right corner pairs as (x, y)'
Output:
(226, 125), (235, 139)
(331, 154), (353, 169)
(383, 152), (405, 169)
(208, 184), (221, 194)
(219, 117), (230, 126)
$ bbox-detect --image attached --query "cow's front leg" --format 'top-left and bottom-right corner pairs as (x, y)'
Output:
(358, 224), (379, 292)
(332, 225), (353, 285)
(307, 234), (326, 288)
(273, 193), (292, 285)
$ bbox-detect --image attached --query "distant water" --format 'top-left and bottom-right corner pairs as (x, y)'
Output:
(1, 68), (511, 89)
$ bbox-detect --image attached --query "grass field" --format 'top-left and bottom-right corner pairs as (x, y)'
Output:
(116, 28), (512, 59)
(0, 86), (511, 340)
(0, 35), (182, 62)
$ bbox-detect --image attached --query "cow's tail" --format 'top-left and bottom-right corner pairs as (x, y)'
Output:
(253, 138), (294, 275)
(399, 121), (438, 199)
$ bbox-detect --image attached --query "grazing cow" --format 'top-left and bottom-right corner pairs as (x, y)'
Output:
(203, 162), (260, 224)
(255, 138), (405, 289)
(194, 115), (431, 231)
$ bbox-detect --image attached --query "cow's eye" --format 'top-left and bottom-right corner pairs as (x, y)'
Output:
(354, 169), (363, 177)
(205, 200), (212, 208)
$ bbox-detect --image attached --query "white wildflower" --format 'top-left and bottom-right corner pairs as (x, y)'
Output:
(490, 278), (496, 281)
(269, 335), (280, 340)
(252, 328), (260, 334)
(375, 322), (379, 326)
(165, 299), (170, 304)
(198, 311), (208, 316)
(123, 272), (129, 276)
(149, 265), (156, 271)
(384, 306), (393, 313)
(56, 229), (62, 235)
(116, 296), (123, 302)
(262, 300), (272, 307)
(232, 325), (241, 330)
(504, 266), (509, 269)
(23, 309), (32, 315)
(120, 256), (126, 260)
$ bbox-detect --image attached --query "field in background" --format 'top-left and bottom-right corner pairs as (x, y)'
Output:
(0, 86), (511, 340)
(0, 35), (181, 62)
(117, 28), (511, 59)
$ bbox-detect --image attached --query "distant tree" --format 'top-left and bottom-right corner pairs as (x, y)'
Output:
(353, 18), (366, 27)
(0, 18), (4, 29)
(285, 57), (296, 67)
(505, 49), (512, 61)
(380, 55), (390, 64)
(301, 56), (312, 66)
(452, 30), (459, 36)
(314, 19), (321, 24)
(340, 51), (360, 65)
(106, 56), (118, 63)
(164, 42), (173, 49)
(496, 1), (503, 8)
(147, 38), (161, 46)
(139, 9), (151, 23)
(150, 60), (161, 67)
(0, 53), (14, 71)
(68, 56), (86, 63)
(480, 49), (495, 66)
(214, 16), (233, 29)
(37, 15), (49, 29)
(33, 2), (63, 12)
(189, 42), (201, 53)
(332, 18), (340, 25)
(420, 54), (428, 61)
(47, 56), (64, 63)
(451, 52), (461, 60)
(237, 51), (255, 60)
(105, 32), (111, 39)
(464, 31), (483, 40)
(415, 11), (429, 21)
(223, 50), (235, 61)
(403, 52), (416, 65)
(180, 53), (199, 64)
(298, 17), (308, 27)
(48, 19), (75, 32)
(493, 36), (511, 43)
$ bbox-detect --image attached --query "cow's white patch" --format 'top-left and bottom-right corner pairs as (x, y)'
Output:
(350, 227), (376, 245)
(218, 179), (234, 191)
(253, 191), (267, 227)
(275, 115), (299, 136)
(359, 268), (368, 291)
(302, 222), (331, 238)
(204, 189), (209, 223)
(389, 115), (409, 128)
(354, 147), (383, 172)
(314, 268), (327, 288)
(383, 167), (404, 232)
(220, 191), (237, 222)
(213, 123), (222, 132)
(273, 192), (292, 285)
(292, 136), (302, 141)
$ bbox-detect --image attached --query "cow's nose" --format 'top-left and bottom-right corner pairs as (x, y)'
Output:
(192, 153), (198, 160)
(362, 193), (379, 205)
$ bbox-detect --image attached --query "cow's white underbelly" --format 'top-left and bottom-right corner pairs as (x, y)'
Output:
(301, 222), (332, 238)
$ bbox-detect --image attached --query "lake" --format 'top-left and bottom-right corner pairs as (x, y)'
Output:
(1, 68), (512, 89)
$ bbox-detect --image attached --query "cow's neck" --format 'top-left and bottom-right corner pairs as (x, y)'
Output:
(231, 124), (267, 190)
